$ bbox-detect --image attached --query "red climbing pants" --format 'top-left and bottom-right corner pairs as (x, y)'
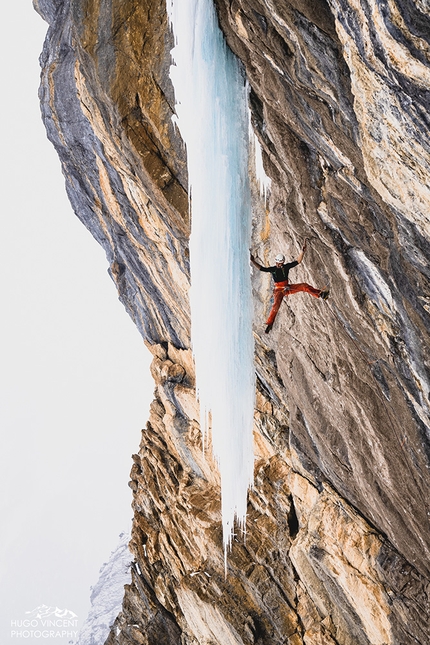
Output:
(266, 280), (321, 326)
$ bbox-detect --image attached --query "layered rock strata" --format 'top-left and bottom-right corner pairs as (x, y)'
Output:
(35, 0), (430, 643)
(215, 0), (430, 573)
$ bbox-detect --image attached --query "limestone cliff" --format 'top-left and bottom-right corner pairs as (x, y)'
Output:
(34, 0), (430, 644)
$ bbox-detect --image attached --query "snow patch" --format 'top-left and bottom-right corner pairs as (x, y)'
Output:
(251, 128), (271, 201)
(350, 249), (395, 315)
(75, 532), (131, 645)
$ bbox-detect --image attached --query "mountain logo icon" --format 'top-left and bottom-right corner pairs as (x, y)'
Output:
(25, 605), (78, 619)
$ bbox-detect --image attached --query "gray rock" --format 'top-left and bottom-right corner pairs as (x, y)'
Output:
(35, 0), (430, 643)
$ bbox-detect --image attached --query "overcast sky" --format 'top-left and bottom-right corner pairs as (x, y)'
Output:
(1, 4), (154, 641)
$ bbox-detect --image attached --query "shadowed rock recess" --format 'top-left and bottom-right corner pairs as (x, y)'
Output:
(35, 0), (430, 643)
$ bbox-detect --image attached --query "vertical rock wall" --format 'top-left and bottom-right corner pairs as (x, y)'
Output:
(214, 0), (430, 572)
(35, 0), (430, 643)
(35, 0), (190, 347)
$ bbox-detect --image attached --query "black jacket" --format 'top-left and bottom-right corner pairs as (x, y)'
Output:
(260, 261), (298, 283)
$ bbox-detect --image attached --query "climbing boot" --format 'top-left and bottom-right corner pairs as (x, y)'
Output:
(319, 289), (330, 300)
(265, 323), (273, 334)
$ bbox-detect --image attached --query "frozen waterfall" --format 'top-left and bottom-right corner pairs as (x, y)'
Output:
(167, 0), (256, 551)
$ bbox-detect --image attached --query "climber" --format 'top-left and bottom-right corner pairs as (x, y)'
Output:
(250, 239), (329, 333)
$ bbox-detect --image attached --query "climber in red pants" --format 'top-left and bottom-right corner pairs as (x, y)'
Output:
(250, 239), (329, 333)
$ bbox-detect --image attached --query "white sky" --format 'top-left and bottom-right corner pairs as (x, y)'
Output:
(0, 3), (154, 641)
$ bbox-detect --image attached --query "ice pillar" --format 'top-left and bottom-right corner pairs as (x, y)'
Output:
(167, 0), (255, 551)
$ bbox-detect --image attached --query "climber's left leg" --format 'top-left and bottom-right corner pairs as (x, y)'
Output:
(285, 282), (321, 298)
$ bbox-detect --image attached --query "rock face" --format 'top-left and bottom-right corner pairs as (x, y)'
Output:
(35, 0), (430, 644)
(35, 0), (190, 348)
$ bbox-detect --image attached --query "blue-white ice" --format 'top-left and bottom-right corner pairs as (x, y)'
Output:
(167, 0), (255, 551)
(252, 130), (272, 202)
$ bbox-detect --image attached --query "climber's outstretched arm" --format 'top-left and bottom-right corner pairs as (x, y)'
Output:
(250, 253), (263, 270)
(297, 238), (308, 264)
